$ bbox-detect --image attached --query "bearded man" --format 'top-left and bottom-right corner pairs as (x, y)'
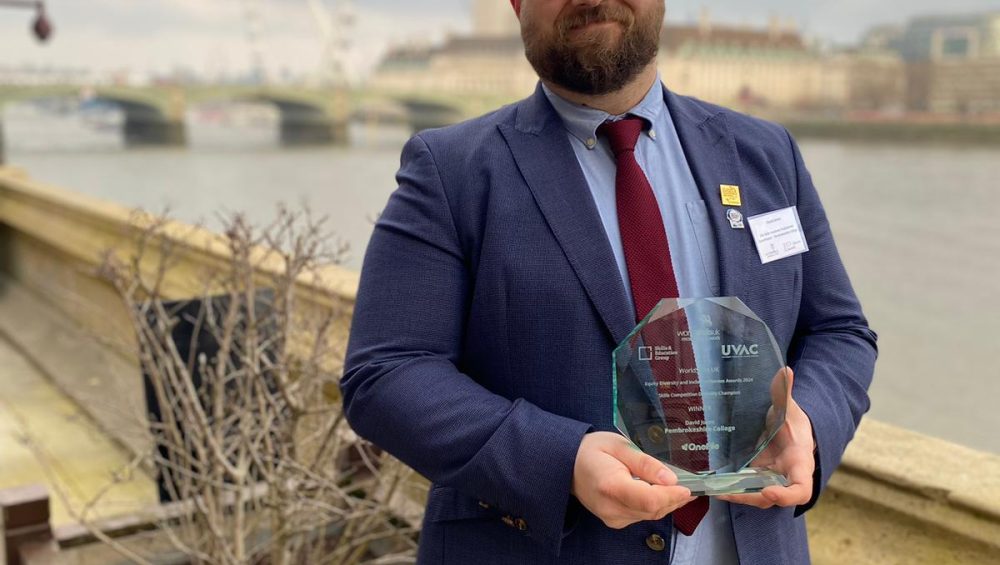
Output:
(341, 1), (877, 563)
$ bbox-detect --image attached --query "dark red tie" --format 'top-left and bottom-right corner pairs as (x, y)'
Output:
(599, 117), (709, 535)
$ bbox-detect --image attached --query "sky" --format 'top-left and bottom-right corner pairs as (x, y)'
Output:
(1, 0), (998, 79)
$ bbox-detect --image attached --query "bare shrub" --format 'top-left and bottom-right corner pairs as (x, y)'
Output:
(84, 206), (421, 565)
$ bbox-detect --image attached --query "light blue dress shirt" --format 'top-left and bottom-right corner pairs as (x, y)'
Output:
(542, 78), (738, 565)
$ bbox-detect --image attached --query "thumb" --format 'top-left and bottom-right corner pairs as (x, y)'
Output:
(613, 442), (677, 486)
(771, 366), (793, 410)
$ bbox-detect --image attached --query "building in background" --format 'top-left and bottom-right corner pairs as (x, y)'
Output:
(841, 50), (907, 114)
(372, 36), (537, 98)
(657, 11), (846, 111)
(841, 27), (908, 114)
(472, 0), (520, 38)
(863, 12), (1000, 113)
(371, 5), (999, 117)
(372, 4), (843, 111)
(371, 0), (535, 98)
(892, 13), (1000, 61)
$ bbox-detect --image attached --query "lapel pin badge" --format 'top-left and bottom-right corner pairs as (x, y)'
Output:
(727, 208), (745, 229)
(720, 184), (742, 207)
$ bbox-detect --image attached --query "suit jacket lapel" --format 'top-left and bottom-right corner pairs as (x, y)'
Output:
(664, 88), (754, 299)
(499, 86), (636, 345)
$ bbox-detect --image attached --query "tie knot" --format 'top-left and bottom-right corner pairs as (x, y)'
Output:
(598, 117), (645, 156)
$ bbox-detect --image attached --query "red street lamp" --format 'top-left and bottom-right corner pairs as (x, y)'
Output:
(0, 0), (52, 42)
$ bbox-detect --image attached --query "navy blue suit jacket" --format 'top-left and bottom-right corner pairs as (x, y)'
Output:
(342, 84), (878, 564)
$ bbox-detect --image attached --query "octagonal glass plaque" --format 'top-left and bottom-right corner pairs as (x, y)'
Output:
(613, 297), (792, 496)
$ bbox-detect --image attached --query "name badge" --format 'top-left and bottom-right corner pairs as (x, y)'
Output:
(747, 206), (808, 264)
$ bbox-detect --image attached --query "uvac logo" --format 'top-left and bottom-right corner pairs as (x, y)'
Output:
(722, 344), (759, 356)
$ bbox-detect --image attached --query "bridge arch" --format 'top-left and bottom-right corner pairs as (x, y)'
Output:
(184, 87), (351, 145)
(95, 94), (186, 146)
(251, 95), (346, 145)
(0, 86), (187, 157)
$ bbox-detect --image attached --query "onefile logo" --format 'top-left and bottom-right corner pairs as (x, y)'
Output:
(681, 442), (720, 451)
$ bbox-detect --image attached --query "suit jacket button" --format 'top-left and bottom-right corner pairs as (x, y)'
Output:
(501, 515), (515, 527)
(646, 533), (666, 552)
(514, 518), (528, 531)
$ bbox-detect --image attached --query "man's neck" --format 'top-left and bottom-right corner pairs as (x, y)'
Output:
(543, 64), (658, 115)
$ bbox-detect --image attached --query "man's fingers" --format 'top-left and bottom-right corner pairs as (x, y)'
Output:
(760, 484), (808, 506)
(716, 492), (774, 509)
(607, 477), (693, 519)
(611, 442), (677, 486)
(599, 442), (693, 521)
(719, 457), (813, 508)
(760, 453), (813, 506)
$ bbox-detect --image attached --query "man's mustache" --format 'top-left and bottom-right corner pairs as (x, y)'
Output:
(557, 3), (634, 36)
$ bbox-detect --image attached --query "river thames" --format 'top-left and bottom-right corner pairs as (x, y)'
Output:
(5, 106), (999, 454)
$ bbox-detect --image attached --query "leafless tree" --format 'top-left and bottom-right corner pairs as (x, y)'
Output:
(82, 206), (422, 565)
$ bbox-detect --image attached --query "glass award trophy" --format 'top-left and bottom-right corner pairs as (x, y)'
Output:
(613, 297), (792, 496)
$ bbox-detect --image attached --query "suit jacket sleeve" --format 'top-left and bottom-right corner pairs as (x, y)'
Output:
(782, 128), (879, 514)
(340, 134), (592, 555)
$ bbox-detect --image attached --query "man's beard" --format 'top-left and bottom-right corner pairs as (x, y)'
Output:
(522, 1), (663, 96)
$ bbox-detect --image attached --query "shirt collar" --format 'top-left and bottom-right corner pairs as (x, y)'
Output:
(541, 73), (665, 148)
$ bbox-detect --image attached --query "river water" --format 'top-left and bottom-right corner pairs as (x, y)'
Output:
(4, 106), (1000, 454)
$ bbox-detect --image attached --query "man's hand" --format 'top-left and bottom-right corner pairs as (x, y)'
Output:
(572, 431), (695, 529)
(719, 367), (816, 509)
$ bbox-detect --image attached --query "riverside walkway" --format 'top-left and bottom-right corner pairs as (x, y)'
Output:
(0, 334), (156, 528)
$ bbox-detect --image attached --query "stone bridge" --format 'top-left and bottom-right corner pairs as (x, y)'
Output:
(0, 83), (508, 162)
